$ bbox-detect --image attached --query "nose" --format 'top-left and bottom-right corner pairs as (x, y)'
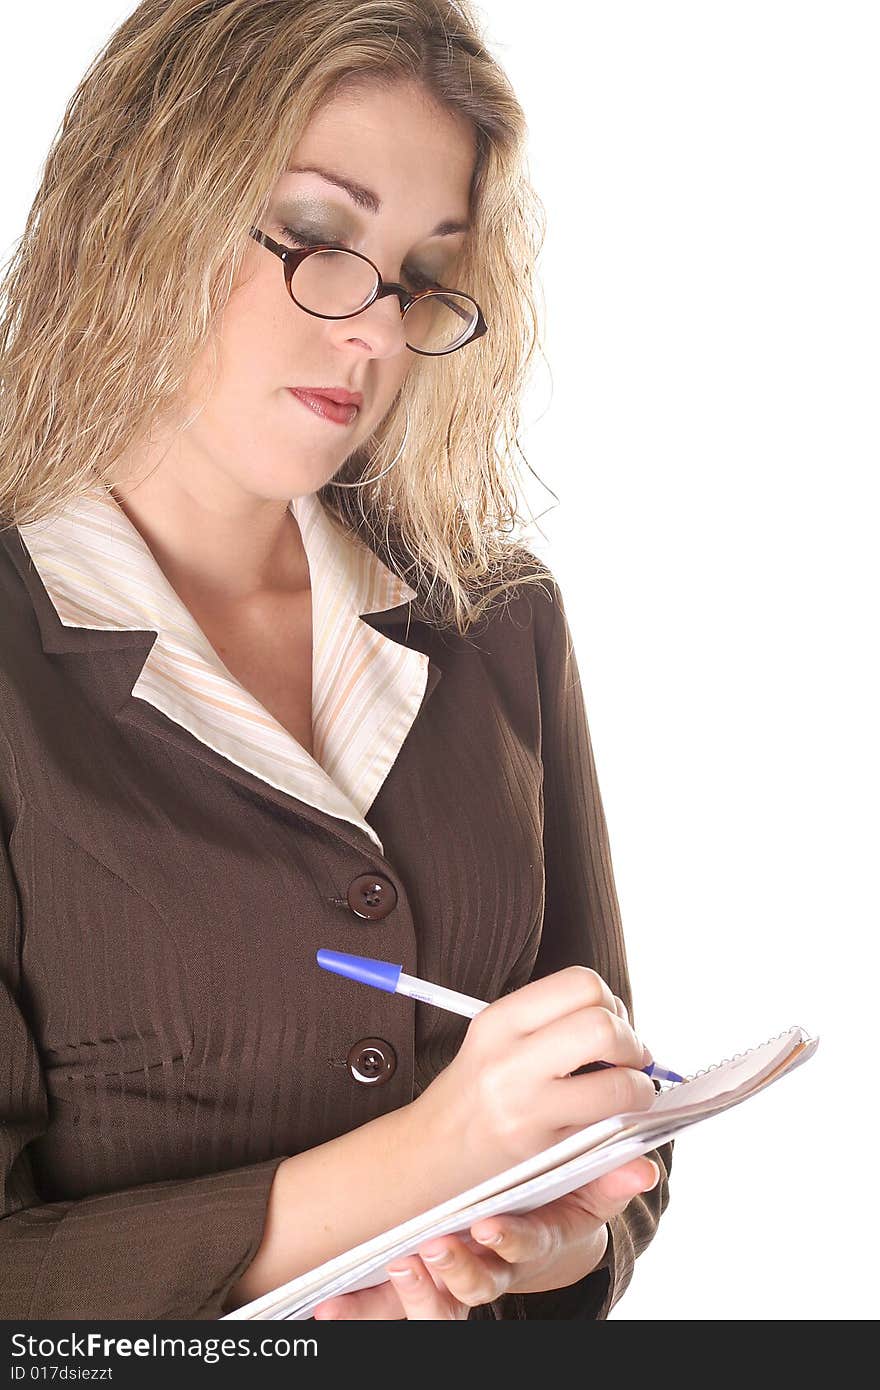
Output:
(335, 293), (408, 360)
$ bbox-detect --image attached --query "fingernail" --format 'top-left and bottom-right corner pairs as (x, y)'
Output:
(641, 1043), (654, 1067)
(474, 1230), (504, 1246)
(421, 1248), (454, 1267)
(388, 1265), (416, 1280)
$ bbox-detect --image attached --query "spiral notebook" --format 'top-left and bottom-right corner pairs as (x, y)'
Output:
(220, 1024), (818, 1321)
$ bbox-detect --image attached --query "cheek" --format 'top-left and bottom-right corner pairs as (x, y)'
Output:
(377, 357), (415, 408)
(217, 278), (301, 382)
(362, 368), (411, 436)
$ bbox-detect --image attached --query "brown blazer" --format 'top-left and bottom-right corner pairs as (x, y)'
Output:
(0, 520), (672, 1320)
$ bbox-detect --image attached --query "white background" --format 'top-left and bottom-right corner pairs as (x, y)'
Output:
(2, 2), (876, 1320)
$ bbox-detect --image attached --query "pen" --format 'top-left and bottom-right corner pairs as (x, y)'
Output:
(316, 949), (684, 1083)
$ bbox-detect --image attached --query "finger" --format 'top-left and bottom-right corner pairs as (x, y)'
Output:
(387, 1256), (467, 1320)
(591, 1157), (661, 1207)
(545, 1005), (649, 1076)
(566, 1158), (663, 1225)
(312, 1278), (407, 1320)
(418, 1233), (486, 1289)
(466, 1159), (662, 1273)
(612, 994), (630, 1025)
(415, 1238), (513, 1311)
(546, 1059), (658, 1136)
(477, 965), (618, 1037)
(469, 1209), (563, 1268)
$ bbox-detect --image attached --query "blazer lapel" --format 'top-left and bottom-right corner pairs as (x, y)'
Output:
(112, 655), (443, 861)
(1, 497), (443, 860)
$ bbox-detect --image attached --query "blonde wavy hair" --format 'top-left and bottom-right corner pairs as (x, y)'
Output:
(0, 0), (557, 635)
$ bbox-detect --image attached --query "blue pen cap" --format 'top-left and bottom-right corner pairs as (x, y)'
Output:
(316, 949), (403, 993)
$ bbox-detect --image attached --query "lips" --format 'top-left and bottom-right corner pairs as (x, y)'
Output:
(290, 386), (363, 408)
(287, 388), (361, 427)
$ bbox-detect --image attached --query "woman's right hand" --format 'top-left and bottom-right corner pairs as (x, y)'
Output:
(411, 965), (658, 1184)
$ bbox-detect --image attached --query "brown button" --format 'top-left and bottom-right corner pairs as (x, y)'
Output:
(346, 873), (398, 920)
(346, 1037), (398, 1085)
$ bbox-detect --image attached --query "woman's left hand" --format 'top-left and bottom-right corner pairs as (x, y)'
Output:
(310, 1154), (660, 1320)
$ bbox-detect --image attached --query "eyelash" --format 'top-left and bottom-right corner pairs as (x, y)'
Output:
(280, 225), (341, 251)
(279, 225), (437, 293)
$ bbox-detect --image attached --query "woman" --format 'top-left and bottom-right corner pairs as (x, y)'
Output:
(0, 0), (672, 1321)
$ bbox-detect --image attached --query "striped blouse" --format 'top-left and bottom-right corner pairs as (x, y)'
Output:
(17, 485), (429, 853)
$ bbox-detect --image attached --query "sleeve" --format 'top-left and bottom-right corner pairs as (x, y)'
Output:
(469, 567), (673, 1321)
(0, 766), (287, 1321)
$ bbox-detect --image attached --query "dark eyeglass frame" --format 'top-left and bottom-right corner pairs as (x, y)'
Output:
(249, 226), (487, 357)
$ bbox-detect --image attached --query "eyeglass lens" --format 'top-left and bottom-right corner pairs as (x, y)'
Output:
(291, 249), (478, 353)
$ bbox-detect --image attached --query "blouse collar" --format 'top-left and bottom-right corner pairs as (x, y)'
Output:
(15, 485), (430, 852)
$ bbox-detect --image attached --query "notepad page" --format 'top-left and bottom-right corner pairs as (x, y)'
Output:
(269, 1032), (819, 1319)
(221, 1025), (816, 1320)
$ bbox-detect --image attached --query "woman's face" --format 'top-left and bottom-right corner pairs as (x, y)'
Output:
(183, 81), (477, 502)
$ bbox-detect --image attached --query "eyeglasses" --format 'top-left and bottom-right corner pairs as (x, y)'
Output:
(249, 226), (487, 356)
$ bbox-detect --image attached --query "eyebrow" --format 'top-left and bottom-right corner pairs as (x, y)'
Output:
(286, 163), (470, 237)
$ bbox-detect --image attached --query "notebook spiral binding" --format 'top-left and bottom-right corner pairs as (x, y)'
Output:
(677, 1024), (813, 1086)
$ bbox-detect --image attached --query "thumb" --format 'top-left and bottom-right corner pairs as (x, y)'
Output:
(589, 1157), (660, 1212)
